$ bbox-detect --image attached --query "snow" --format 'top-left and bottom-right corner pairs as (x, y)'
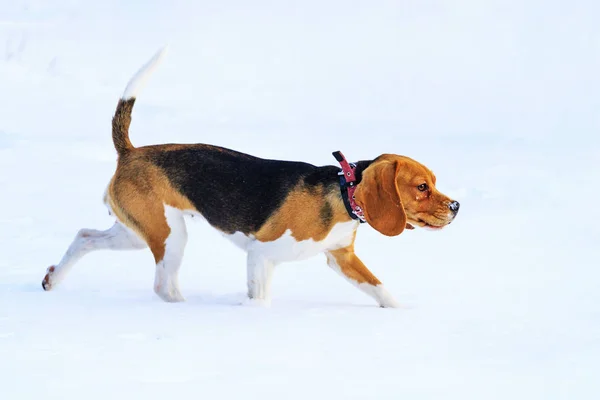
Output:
(1, 0), (599, 399)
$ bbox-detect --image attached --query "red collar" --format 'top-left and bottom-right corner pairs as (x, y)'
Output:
(332, 151), (366, 223)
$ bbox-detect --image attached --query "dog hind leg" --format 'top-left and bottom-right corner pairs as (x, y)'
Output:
(150, 205), (187, 303)
(42, 221), (147, 290)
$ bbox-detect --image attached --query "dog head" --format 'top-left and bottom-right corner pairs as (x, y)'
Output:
(354, 154), (459, 236)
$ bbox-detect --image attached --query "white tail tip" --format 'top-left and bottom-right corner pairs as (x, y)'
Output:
(121, 45), (169, 100)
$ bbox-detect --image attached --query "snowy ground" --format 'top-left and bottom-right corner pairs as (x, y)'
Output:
(1, 1), (599, 399)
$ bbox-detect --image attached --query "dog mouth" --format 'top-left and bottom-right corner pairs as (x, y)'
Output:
(414, 218), (447, 230)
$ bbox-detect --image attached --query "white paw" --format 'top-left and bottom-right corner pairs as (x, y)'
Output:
(157, 291), (186, 303)
(360, 283), (400, 308)
(378, 298), (400, 308)
(42, 265), (59, 291)
(154, 284), (185, 303)
(376, 288), (400, 308)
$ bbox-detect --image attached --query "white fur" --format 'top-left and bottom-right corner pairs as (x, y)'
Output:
(358, 283), (400, 308)
(246, 251), (275, 305)
(224, 231), (255, 251)
(122, 46), (168, 100)
(46, 204), (389, 307)
(153, 205), (187, 302)
(184, 214), (357, 305)
(44, 222), (146, 289)
(325, 253), (399, 308)
(218, 220), (358, 306)
(224, 220), (358, 264)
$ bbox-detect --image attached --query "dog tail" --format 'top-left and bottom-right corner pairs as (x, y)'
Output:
(112, 46), (168, 155)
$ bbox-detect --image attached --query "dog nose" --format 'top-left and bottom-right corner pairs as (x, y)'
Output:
(448, 200), (460, 214)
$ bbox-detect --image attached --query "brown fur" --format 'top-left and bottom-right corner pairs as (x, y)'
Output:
(326, 236), (382, 286)
(105, 154), (195, 263)
(112, 98), (136, 155)
(254, 181), (351, 243)
(355, 154), (454, 234)
(354, 157), (407, 237)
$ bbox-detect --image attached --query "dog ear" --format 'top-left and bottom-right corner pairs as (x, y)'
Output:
(354, 159), (407, 237)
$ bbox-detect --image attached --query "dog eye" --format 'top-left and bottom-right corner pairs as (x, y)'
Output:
(417, 183), (428, 192)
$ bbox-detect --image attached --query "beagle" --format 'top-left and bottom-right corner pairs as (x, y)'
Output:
(42, 48), (460, 308)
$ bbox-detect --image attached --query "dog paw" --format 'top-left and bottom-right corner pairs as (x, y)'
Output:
(159, 294), (186, 303)
(378, 299), (400, 309)
(42, 266), (56, 291)
(155, 286), (186, 303)
(373, 285), (400, 308)
(159, 292), (186, 303)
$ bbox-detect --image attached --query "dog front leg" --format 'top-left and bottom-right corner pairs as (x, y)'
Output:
(325, 246), (399, 308)
(246, 251), (275, 306)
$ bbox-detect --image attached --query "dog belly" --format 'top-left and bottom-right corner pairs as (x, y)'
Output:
(223, 220), (358, 264)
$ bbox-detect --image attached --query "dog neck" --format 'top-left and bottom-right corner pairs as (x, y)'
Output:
(332, 151), (372, 223)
